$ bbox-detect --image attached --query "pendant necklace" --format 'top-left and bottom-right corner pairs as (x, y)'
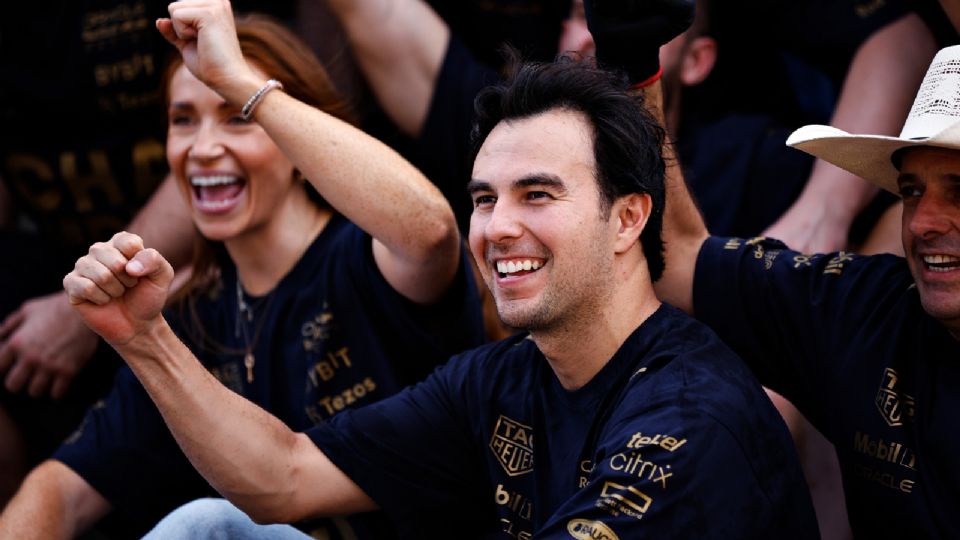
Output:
(235, 277), (276, 384)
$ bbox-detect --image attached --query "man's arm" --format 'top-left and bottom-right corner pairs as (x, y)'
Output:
(0, 460), (110, 540)
(762, 13), (937, 252)
(653, 110), (709, 315)
(62, 231), (376, 523)
(0, 174), (194, 398)
(325, 0), (450, 137)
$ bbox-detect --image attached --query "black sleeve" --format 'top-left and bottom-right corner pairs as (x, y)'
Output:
(52, 366), (213, 529)
(693, 236), (908, 425)
(305, 353), (490, 530)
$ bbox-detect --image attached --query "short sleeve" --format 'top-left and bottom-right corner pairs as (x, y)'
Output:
(693, 236), (910, 420)
(53, 366), (213, 527)
(334, 226), (485, 379)
(534, 408), (815, 539)
(305, 354), (489, 529)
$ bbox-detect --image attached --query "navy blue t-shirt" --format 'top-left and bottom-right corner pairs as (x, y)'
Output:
(54, 215), (485, 537)
(695, 236), (960, 538)
(308, 304), (818, 538)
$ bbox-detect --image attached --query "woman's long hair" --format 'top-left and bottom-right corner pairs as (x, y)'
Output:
(163, 14), (356, 352)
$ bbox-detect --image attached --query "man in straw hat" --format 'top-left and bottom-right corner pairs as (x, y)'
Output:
(656, 44), (960, 538)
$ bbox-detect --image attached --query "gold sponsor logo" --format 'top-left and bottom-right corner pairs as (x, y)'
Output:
(301, 305), (334, 351)
(853, 431), (916, 471)
(875, 368), (915, 427)
(627, 432), (687, 452)
(490, 415), (534, 476)
(608, 452), (672, 489)
(567, 519), (619, 540)
(495, 484), (533, 521)
(596, 481), (652, 520)
(824, 251), (854, 275)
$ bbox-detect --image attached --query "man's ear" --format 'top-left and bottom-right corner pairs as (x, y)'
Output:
(613, 193), (652, 254)
(680, 36), (717, 87)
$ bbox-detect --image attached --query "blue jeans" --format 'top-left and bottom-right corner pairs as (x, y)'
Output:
(141, 498), (312, 540)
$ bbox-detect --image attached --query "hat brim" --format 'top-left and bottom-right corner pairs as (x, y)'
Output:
(786, 123), (960, 195)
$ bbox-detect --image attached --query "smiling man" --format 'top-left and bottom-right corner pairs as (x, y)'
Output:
(656, 45), (960, 538)
(48, 1), (819, 538)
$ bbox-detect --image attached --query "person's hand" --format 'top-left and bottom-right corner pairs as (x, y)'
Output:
(762, 200), (850, 254)
(156, 0), (254, 97)
(63, 232), (174, 349)
(0, 292), (100, 398)
(584, 0), (695, 85)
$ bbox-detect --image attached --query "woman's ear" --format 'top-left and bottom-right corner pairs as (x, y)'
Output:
(613, 192), (652, 254)
(680, 36), (718, 87)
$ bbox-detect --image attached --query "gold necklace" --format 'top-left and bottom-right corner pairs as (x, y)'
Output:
(235, 277), (276, 383)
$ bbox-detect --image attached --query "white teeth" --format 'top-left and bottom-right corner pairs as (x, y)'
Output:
(191, 175), (239, 187)
(496, 259), (543, 275)
(923, 254), (960, 265)
(198, 198), (234, 209)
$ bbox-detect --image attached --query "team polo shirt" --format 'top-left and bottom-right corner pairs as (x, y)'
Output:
(308, 304), (818, 538)
(54, 215), (485, 537)
(695, 236), (960, 538)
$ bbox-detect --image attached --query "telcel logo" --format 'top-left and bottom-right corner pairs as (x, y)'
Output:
(567, 519), (620, 540)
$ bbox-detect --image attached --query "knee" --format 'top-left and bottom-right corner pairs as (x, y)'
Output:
(143, 498), (253, 540)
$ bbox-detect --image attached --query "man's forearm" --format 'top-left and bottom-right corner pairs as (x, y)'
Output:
(326, 0), (449, 136)
(0, 460), (110, 540)
(112, 318), (374, 523)
(115, 319), (304, 518)
(801, 13), (936, 227)
(639, 81), (708, 314)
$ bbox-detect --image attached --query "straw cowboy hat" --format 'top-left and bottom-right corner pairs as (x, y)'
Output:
(786, 45), (960, 195)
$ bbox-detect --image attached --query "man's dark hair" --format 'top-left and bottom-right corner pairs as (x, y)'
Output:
(470, 55), (667, 281)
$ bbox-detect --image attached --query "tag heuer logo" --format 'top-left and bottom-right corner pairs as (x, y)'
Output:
(875, 368), (915, 427)
(489, 415), (534, 476)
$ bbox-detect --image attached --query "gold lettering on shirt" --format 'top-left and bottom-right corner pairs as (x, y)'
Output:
(724, 238), (742, 250)
(307, 377), (378, 423)
(853, 431), (916, 471)
(875, 368), (915, 427)
(495, 483), (533, 521)
(131, 139), (166, 199)
(608, 451), (673, 489)
(61, 150), (122, 212)
(307, 347), (353, 385)
(793, 254), (814, 268)
(763, 249), (782, 270)
(490, 415), (534, 476)
(499, 518), (533, 540)
(627, 431), (687, 452)
(595, 481), (653, 521)
(824, 251), (855, 275)
(5, 154), (60, 210)
(567, 519), (620, 540)
(302, 306), (334, 351)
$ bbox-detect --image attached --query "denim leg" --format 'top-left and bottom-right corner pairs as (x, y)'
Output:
(141, 498), (313, 540)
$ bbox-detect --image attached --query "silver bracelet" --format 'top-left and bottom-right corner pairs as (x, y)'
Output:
(240, 79), (284, 121)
